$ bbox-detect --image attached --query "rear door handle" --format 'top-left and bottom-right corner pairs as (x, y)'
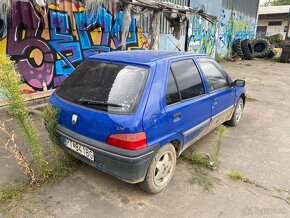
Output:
(173, 113), (181, 120)
(213, 98), (219, 105)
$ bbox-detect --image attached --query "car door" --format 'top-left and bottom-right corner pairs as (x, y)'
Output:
(196, 58), (235, 129)
(164, 58), (212, 149)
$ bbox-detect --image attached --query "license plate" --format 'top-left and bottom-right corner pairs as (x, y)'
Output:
(64, 138), (94, 161)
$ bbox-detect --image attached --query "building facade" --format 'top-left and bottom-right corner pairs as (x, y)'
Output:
(257, 6), (290, 39)
(0, 0), (259, 92)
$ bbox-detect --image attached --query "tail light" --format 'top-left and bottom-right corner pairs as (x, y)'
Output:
(106, 132), (147, 150)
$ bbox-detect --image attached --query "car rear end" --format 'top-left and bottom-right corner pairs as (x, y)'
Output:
(47, 59), (158, 183)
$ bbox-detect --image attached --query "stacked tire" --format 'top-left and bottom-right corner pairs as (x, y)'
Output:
(252, 39), (276, 59)
(233, 39), (254, 60)
(232, 38), (276, 60)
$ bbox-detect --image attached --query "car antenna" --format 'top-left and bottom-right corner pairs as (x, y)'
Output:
(167, 36), (181, 51)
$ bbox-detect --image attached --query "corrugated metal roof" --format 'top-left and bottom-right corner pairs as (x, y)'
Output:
(259, 5), (290, 15)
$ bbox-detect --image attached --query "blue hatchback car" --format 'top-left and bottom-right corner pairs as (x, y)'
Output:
(48, 51), (246, 193)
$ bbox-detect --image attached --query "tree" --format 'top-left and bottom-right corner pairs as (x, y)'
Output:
(261, 0), (290, 6)
(272, 0), (290, 5)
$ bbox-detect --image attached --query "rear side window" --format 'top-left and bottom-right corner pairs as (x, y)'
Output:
(56, 61), (148, 114)
(198, 60), (229, 92)
(166, 71), (181, 105)
(170, 59), (205, 101)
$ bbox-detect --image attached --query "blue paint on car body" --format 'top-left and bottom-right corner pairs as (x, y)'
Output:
(48, 51), (246, 184)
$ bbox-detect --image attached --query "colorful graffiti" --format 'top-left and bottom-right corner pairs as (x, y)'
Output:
(0, 0), (148, 91)
(187, 16), (219, 57)
(218, 9), (256, 55)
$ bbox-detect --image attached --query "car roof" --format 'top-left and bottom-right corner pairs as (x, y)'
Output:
(88, 50), (208, 65)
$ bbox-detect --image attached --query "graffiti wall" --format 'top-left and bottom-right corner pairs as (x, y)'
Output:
(0, 0), (148, 91)
(188, 0), (259, 57)
(187, 16), (219, 57)
(218, 8), (256, 56)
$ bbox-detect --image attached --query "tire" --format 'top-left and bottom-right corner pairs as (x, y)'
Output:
(139, 143), (176, 194)
(233, 39), (244, 59)
(252, 39), (270, 58)
(267, 48), (276, 59)
(281, 50), (289, 63)
(226, 98), (244, 127)
(241, 39), (254, 60)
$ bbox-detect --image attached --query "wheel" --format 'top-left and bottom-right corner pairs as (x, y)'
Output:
(233, 39), (244, 59)
(241, 39), (254, 60)
(267, 48), (276, 59)
(281, 50), (289, 63)
(226, 98), (244, 127)
(139, 143), (176, 194)
(252, 39), (270, 58)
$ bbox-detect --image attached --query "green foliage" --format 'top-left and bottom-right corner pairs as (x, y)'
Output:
(192, 166), (217, 192)
(215, 54), (225, 63)
(262, 0), (290, 6)
(228, 171), (244, 180)
(228, 171), (256, 185)
(0, 182), (30, 207)
(264, 34), (284, 48)
(191, 125), (227, 171)
(0, 55), (48, 178)
(192, 153), (210, 167)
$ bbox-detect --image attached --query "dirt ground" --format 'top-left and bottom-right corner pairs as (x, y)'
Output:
(0, 59), (290, 217)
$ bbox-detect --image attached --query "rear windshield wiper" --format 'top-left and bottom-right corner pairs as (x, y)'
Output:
(77, 98), (122, 107)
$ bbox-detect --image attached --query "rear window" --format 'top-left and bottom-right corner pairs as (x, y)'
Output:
(56, 61), (149, 114)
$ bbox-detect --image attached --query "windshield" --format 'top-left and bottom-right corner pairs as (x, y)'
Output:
(56, 61), (149, 114)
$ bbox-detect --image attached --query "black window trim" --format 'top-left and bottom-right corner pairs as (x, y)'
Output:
(165, 58), (207, 107)
(197, 58), (232, 94)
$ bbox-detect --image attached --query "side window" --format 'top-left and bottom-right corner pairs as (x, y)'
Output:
(166, 71), (181, 105)
(198, 60), (229, 92)
(170, 59), (205, 101)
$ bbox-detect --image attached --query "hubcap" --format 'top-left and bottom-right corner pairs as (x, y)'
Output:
(235, 102), (244, 123)
(153, 152), (174, 187)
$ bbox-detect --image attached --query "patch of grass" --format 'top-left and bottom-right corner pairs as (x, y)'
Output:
(215, 54), (225, 63)
(228, 171), (244, 180)
(192, 153), (210, 167)
(0, 182), (31, 207)
(0, 55), (48, 178)
(228, 171), (256, 185)
(272, 55), (281, 62)
(192, 166), (216, 192)
(191, 125), (227, 171)
(243, 63), (253, 67)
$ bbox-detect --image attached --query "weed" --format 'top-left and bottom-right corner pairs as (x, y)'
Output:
(228, 171), (256, 185)
(0, 119), (37, 184)
(0, 182), (31, 207)
(243, 63), (253, 67)
(192, 153), (210, 167)
(0, 55), (48, 178)
(191, 125), (227, 171)
(192, 166), (216, 192)
(272, 55), (281, 62)
(215, 54), (225, 63)
(228, 171), (244, 180)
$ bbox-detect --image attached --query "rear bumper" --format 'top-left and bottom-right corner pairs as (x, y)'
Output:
(54, 125), (159, 183)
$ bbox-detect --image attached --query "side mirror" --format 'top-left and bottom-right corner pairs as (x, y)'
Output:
(233, 79), (245, 87)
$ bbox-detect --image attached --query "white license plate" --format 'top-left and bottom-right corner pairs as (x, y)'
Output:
(65, 138), (94, 161)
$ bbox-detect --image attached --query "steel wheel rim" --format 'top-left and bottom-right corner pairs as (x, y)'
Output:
(235, 102), (243, 123)
(153, 151), (174, 187)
